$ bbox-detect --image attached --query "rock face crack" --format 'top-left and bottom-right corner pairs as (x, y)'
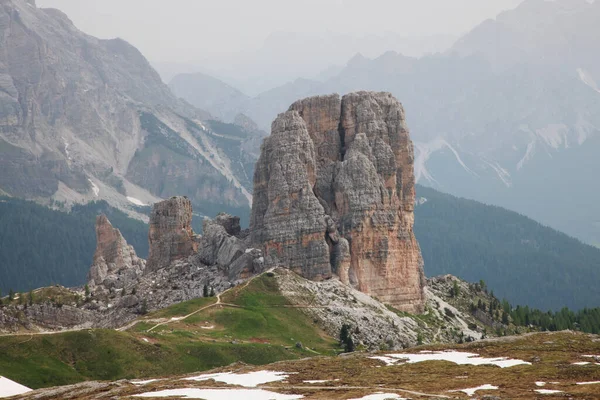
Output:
(250, 91), (425, 313)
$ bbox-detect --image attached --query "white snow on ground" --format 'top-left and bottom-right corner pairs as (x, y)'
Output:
(88, 179), (100, 197)
(127, 196), (147, 206)
(134, 388), (303, 399)
(0, 376), (32, 398)
(131, 379), (160, 386)
(63, 138), (72, 161)
(200, 325), (215, 330)
(450, 384), (498, 397)
(573, 362), (592, 365)
(517, 141), (536, 170)
(536, 382), (547, 387)
(535, 389), (563, 394)
(142, 338), (149, 343)
(349, 393), (407, 400)
(577, 381), (600, 385)
(372, 350), (530, 368)
(303, 380), (329, 384)
(482, 159), (512, 187)
(583, 355), (600, 358)
(183, 371), (289, 387)
(577, 68), (600, 94)
(414, 138), (478, 184)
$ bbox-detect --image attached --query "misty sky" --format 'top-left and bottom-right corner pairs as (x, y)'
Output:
(37, 0), (524, 63)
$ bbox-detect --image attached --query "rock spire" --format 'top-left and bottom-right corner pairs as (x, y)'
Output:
(250, 92), (425, 313)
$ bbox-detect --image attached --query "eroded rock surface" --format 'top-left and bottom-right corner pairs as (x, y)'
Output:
(88, 215), (145, 290)
(251, 92), (425, 313)
(146, 197), (199, 272)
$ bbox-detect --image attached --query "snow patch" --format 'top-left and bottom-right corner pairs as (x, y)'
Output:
(577, 68), (600, 94)
(0, 376), (32, 398)
(88, 179), (100, 197)
(131, 379), (160, 386)
(414, 138), (478, 184)
(535, 382), (547, 387)
(134, 388), (303, 399)
(372, 350), (530, 368)
(127, 196), (147, 206)
(573, 361), (592, 365)
(349, 393), (407, 400)
(577, 381), (600, 385)
(535, 389), (563, 394)
(200, 325), (215, 330)
(183, 371), (289, 387)
(62, 137), (72, 161)
(517, 141), (536, 170)
(482, 159), (512, 187)
(450, 384), (498, 397)
(303, 380), (330, 384)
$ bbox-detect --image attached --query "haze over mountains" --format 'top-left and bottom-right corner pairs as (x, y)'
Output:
(0, 0), (260, 220)
(171, 0), (600, 246)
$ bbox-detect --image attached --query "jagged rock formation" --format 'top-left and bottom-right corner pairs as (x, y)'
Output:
(197, 213), (264, 281)
(251, 92), (425, 313)
(87, 215), (145, 290)
(146, 197), (199, 272)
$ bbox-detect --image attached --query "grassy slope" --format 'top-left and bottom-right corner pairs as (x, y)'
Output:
(0, 274), (337, 389)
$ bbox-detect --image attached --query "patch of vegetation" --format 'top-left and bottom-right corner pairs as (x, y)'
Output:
(0, 329), (297, 390)
(0, 198), (148, 294)
(207, 120), (249, 139)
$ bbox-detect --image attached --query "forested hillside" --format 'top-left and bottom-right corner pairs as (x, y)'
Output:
(414, 185), (600, 311)
(0, 198), (148, 295)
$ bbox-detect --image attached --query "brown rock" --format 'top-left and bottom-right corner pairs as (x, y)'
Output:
(88, 214), (144, 288)
(251, 91), (425, 313)
(146, 196), (198, 272)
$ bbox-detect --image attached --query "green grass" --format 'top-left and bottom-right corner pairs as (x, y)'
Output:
(0, 273), (338, 389)
(146, 297), (216, 318)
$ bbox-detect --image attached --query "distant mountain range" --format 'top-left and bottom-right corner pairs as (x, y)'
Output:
(0, 0), (260, 219)
(170, 0), (600, 246)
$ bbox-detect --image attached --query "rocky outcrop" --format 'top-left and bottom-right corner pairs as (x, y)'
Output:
(88, 215), (145, 290)
(251, 92), (425, 313)
(198, 213), (264, 281)
(146, 197), (199, 272)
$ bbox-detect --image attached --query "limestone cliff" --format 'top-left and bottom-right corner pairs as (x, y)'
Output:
(251, 92), (425, 313)
(146, 197), (199, 272)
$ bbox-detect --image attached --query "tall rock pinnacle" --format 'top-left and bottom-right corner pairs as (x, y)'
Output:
(88, 215), (145, 290)
(250, 92), (425, 313)
(146, 196), (199, 272)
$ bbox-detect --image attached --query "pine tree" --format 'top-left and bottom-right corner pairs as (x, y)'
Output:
(28, 290), (34, 306)
(8, 289), (14, 303)
(345, 335), (355, 353)
(203, 284), (209, 298)
(141, 299), (148, 315)
(339, 324), (350, 345)
(84, 284), (90, 298)
(210, 287), (215, 297)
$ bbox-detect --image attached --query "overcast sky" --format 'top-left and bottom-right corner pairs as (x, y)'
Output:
(37, 0), (525, 64)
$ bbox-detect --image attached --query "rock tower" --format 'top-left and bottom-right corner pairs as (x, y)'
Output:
(250, 92), (425, 313)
